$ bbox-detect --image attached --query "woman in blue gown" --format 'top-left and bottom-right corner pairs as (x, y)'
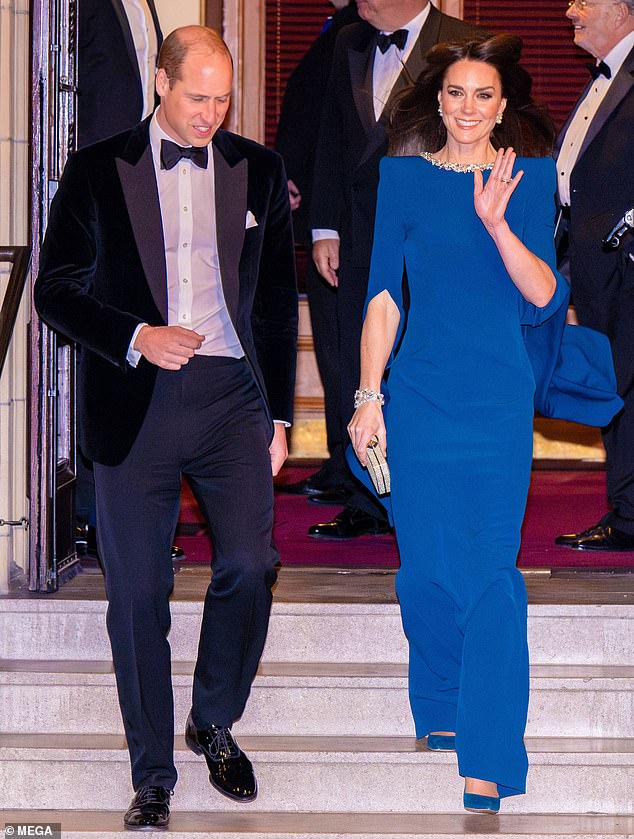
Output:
(348, 35), (565, 814)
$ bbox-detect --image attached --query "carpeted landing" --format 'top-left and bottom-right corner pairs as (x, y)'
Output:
(175, 468), (634, 569)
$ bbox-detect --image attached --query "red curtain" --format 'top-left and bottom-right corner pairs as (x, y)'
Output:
(463, 1), (589, 128)
(265, 1), (334, 148)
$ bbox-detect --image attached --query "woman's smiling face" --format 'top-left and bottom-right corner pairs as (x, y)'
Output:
(438, 59), (506, 154)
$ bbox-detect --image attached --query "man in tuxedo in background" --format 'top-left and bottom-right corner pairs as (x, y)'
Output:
(554, 0), (634, 552)
(78, 0), (163, 149)
(309, 0), (483, 538)
(35, 26), (297, 829)
(275, 0), (360, 503)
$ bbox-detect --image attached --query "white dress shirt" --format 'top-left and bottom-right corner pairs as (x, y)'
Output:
(313, 5), (430, 243)
(127, 116), (291, 425)
(121, 0), (159, 120)
(557, 30), (634, 207)
(128, 110), (243, 365)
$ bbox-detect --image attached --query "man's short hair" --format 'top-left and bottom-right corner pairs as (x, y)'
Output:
(157, 27), (232, 87)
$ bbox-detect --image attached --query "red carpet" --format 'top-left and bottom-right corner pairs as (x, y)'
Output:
(176, 468), (634, 569)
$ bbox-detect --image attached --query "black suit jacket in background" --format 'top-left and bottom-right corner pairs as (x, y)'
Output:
(77, 0), (163, 149)
(34, 119), (298, 466)
(310, 5), (483, 268)
(554, 44), (634, 338)
(275, 3), (360, 244)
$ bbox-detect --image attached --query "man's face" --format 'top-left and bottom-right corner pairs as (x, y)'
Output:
(356, 0), (428, 31)
(155, 49), (233, 147)
(565, 0), (624, 59)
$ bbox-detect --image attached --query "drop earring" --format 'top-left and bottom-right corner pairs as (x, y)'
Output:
(438, 104), (443, 117)
(496, 112), (503, 125)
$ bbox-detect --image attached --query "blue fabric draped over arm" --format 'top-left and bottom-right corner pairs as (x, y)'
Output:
(517, 160), (623, 426)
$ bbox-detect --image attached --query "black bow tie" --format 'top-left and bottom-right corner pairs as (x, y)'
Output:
(160, 139), (209, 170)
(376, 28), (408, 54)
(587, 60), (611, 80)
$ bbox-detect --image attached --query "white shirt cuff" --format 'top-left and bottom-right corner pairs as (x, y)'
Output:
(274, 419), (291, 428)
(127, 323), (147, 368)
(312, 229), (340, 242)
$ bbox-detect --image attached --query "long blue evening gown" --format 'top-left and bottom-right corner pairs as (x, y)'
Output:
(367, 155), (568, 799)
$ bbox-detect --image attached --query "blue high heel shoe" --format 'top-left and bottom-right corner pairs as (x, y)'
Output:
(426, 733), (456, 751)
(463, 790), (500, 814)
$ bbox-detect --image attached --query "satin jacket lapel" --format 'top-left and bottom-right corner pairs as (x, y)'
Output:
(115, 119), (168, 321)
(349, 40), (377, 140)
(109, 0), (140, 83)
(359, 13), (440, 167)
(379, 4), (441, 126)
(576, 53), (634, 164)
(212, 134), (247, 325)
(145, 0), (163, 51)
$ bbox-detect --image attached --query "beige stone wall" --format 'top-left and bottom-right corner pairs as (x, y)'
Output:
(0, 0), (31, 593)
(154, 0), (203, 35)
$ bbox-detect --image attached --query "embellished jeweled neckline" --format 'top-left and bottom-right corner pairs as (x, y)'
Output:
(420, 151), (495, 173)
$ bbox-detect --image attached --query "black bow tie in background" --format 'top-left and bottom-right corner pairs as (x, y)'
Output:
(160, 139), (209, 170)
(376, 28), (408, 54)
(587, 60), (611, 80)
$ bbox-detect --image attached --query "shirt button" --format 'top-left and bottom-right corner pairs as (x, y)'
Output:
(182, 278), (188, 283)
(182, 314), (188, 320)
(182, 168), (187, 174)
(183, 243), (188, 248)
(183, 206), (189, 212)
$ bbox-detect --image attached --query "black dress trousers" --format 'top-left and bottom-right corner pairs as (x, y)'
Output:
(602, 256), (634, 533)
(93, 356), (278, 790)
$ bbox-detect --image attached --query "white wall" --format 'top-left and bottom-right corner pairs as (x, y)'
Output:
(154, 0), (203, 37)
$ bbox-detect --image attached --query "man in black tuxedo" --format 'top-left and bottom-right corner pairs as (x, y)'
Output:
(309, 0), (482, 538)
(554, 0), (634, 552)
(78, 0), (163, 149)
(75, 0), (169, 557)
(35, 26), (297, 829)
(275, 1), (360, 502)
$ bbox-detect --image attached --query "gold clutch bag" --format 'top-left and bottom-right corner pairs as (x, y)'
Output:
(366, 435), (390, 496)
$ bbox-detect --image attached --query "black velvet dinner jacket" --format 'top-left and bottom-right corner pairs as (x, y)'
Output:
(34, 118), (298, 466)
(310, 5), (483, 268)
(554, 43), (634, 336)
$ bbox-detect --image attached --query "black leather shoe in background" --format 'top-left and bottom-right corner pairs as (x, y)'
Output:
(555, 523), (634, 551)
(123, 785), (171, 830)
(306, 487), (352, 506)
(76, 523), (186, 561)
(185, 711), (257, 802)
(308, 507), (391, 540)
(275, 472), (333, 495)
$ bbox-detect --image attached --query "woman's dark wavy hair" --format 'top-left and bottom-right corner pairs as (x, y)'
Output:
(388, 34), (556, 158)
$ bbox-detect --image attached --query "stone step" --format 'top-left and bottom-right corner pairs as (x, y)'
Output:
(1, 810), (632, 839)
(1, 601), (631, 665)
(2, 661), (633, 739)
(1, 734), (632, 814)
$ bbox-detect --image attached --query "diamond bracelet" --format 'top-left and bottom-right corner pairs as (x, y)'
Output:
(354, 388), (385, 409)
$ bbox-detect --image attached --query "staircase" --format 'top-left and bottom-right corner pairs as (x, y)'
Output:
(1, 588), (633, 838)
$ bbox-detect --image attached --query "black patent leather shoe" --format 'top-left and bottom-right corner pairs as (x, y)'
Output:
(75, 522), (98, 558)
(123, 785), (171, 831)
(185, 711), (257, 802)
(308, 507), (391, 540)
(307, 487), (352, 506)
(277, 471), (338, 496)
(555, 523), (634, 551)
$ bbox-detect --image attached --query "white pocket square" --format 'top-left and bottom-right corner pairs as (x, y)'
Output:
(245, 210), (258, 229)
